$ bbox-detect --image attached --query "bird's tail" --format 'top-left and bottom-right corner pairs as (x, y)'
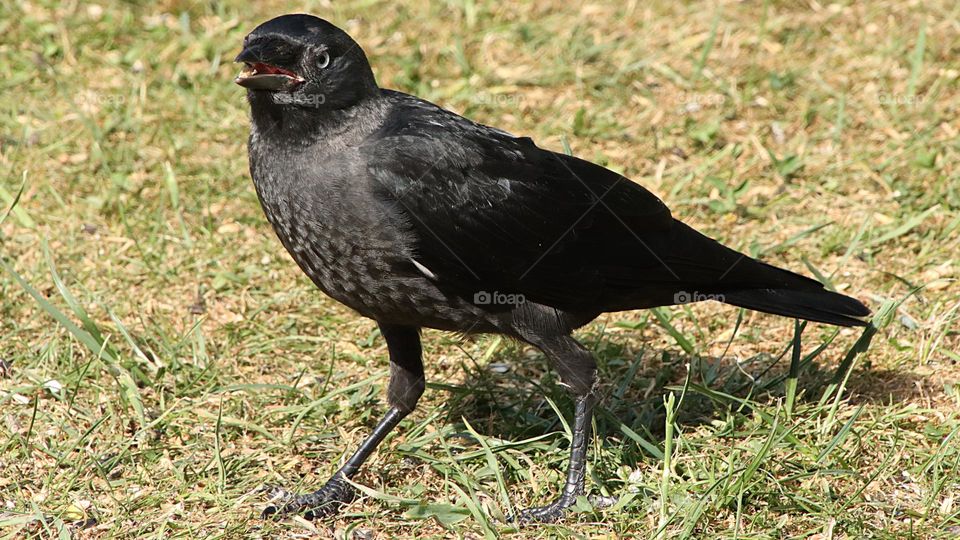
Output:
(646, 220), (870, 327)
(721, 287), (870, 327)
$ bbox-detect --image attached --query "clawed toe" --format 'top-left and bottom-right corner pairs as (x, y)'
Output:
(510, 498), (576, 524)
(260, 475), (357, 520)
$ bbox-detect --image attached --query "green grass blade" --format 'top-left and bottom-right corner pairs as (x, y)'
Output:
(0, 170), (30, 229)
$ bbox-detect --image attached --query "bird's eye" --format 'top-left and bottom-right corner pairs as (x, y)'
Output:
(318, 50), (331, 69)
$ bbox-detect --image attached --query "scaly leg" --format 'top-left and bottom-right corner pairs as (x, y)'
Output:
(511, 331), (598, 523)
(262, 323), (424, 519)
(513, 392), (596, 523)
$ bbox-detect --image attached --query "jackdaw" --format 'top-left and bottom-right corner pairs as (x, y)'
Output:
(235, 13), (869, 523)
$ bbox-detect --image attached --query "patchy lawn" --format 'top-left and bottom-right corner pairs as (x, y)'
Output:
(1, 1), (958, 538)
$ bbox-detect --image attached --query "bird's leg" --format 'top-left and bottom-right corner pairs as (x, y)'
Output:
(262, 324), (424, 520)
(512, 334), (598, 523)
(514, 392), (596, 523)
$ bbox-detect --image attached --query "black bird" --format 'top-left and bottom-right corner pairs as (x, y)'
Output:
(235, 14), (869, 523)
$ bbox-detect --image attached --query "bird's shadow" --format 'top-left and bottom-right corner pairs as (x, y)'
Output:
(428, 326), (925, 495)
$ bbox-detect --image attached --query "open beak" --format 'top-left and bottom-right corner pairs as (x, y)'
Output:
(234, 47), (304, 91)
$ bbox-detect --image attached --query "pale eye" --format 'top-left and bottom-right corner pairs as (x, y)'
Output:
(318, 50), (331, 69)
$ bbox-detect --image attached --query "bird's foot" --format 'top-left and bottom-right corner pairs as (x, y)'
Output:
(510, 496), (577, 524)
(261, 474), (356, 520)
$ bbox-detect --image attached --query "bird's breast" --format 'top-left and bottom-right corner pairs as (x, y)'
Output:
(250, 171), (449, 324)
(248, 141), (498, 330)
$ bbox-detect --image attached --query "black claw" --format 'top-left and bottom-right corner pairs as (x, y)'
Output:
(260, 475), (357, 520)
(510, 497), (577, 524)
(260, 505), (279, 519)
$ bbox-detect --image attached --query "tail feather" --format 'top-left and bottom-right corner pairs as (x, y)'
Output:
(644, 220), (870, 327)
(722, 288), (870, 327)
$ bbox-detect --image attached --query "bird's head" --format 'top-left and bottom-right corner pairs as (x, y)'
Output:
(235, 14), (378, 112)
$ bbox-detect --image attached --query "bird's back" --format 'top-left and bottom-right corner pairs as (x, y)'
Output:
(248, 88), (867, 331)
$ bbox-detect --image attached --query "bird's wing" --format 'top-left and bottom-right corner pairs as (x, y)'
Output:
(360, 96), (817, 312)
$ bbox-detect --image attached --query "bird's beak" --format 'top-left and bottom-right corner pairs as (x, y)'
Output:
(234, 45), (305, 91)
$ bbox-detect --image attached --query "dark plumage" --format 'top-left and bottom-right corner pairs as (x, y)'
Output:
(236, 14), (870, 523)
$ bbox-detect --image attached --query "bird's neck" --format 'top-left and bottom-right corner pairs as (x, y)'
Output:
(248, 91), (386, 147)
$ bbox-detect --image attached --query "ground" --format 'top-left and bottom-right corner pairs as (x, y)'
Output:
(1, 0), (958, 538)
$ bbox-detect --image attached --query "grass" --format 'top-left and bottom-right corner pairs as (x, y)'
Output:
(1, 0), (959, 538)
